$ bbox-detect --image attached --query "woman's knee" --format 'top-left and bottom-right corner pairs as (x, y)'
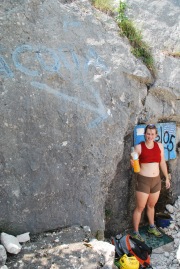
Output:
(147, 192), (160, 208)
(146, 202), (156, 209)
(135, 205), (145, 213)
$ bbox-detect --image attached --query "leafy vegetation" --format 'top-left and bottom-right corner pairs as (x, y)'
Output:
(92, 0), (156, 75)
(105, 208), (112, 218)
(116, 1), (156, 75)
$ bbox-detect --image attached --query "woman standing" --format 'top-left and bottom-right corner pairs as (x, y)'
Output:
(132, 124), (171, 242)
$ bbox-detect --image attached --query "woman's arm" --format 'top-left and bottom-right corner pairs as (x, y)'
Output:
(159, 143), (171, 189)
(134, 144), (141, 156)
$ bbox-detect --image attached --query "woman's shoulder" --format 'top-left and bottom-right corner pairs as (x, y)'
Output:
(135, 143), (142, 149)
(139, 141), (145, 148)
(155, 141), (163, 149)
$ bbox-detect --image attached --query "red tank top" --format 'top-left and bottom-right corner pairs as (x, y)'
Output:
(139, 141), (161, 163)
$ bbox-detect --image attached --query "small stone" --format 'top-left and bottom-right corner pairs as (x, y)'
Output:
(1, 233), (22, 254)
(166, 204), (174, 214)
(16, 232), (30, 243)
(164, 252), (169, 257)
(83, 226), (91, 234)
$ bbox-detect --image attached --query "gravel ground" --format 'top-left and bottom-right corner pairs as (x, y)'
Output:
(4, 226), (111, 269)
(3, 222), (180, 269)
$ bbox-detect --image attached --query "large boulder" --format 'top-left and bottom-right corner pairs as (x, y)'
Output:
(0, 0), (179, 236)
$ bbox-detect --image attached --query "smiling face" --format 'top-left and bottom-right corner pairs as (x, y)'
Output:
(144, 128), (157, 142)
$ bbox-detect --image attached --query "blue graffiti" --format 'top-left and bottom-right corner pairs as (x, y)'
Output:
(85, 47), (109, 73)
(36, 47), (60, 72)
(31, 81), (108, 128)
(1, 43), (110, 128)
(58, 45), (80, 72)
(12, 45), (61, 76)
(11, 44), (109, 77)
(0, 56), (14, 78)
(12, 45), (39, 76)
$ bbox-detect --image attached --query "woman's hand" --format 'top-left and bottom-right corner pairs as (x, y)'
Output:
(166, 174), (171, 189)
(130, 159), (134, 168)
(166, 179), (170, 189)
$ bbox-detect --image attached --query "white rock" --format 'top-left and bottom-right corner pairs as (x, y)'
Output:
(0, 232), (22, 254)
(166, 204), (174, 214)
(83, 226), (91, 234)
(16, 232), (30, 243)
(169, 223), (176, 229)
(174, 202), (179, 209)
(176, 232), (180, 238)
(89, 239), (115, 268)
(164, 252), (169, 257)
(0, 245), (7, 266)
(172, 258), (179, 264)
(169, 255), (174, 262)
(170, 214), (176, 220)
(174, 238), (179, 247)
(0, 266), (8, 269)
(166, 259), (172, 266)
(176, 243), (180, 260)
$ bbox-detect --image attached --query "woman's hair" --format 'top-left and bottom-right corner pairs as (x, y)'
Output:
(144, 124), (158, 134)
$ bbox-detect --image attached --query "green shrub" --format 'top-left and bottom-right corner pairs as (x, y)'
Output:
(116, 0), (127, 22)
(116, 1), (156, 74)
(92, 0), (156, 75)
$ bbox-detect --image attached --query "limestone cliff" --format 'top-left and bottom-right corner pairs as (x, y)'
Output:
(0, 0), (179, 236)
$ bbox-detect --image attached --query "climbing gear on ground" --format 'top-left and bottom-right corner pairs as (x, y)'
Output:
(111, 234), (152, 268)
(132, 232), (145, 242)
(119, 254), (139, 269)
(147, 225), (163, 237)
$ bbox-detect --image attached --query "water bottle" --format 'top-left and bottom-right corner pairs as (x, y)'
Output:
(131, 147), (140, 173)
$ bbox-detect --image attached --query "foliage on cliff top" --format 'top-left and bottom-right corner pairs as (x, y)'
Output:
(92, 0), (156, 77)
(116, 1), (156, 76)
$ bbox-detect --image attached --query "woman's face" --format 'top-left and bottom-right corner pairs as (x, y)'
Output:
(144, 128), (157, 142)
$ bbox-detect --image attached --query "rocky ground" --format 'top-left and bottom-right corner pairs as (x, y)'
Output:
(1, 197), (180, 269)
(150, 199), (180, 269)
(2, 226), (116, 269)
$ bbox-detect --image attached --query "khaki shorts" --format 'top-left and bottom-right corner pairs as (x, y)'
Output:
(136, 174), (161, 194)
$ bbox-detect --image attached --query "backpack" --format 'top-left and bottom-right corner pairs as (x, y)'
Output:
(111, 234), (153, 268)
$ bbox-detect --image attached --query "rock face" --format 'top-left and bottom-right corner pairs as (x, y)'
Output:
(105, 0), (180, 235)
(0, 0), (179, 236)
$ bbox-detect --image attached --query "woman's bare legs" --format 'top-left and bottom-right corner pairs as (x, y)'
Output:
(133, 191), (149, 232)
(146, 191), (160, 225)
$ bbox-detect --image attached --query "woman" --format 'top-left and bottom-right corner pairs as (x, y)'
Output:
(132, 124), (171, 242)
